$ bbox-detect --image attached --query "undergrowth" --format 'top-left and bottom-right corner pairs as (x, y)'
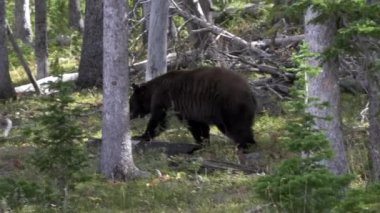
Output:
(1, 73), (379, 212)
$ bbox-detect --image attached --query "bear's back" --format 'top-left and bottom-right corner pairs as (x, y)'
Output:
(150, 67), (255, 122)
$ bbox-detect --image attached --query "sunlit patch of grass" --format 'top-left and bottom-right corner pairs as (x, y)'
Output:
(254, 114), (287, 156)
(10, 56), (79, 87)
(70, 88), (103, 138)
(255, 114), (287, 143)
(9, 65), (37, 86)
(341, 94), (367, 128)
(1, 85), (103, 145)
(8, 38), (80, 86)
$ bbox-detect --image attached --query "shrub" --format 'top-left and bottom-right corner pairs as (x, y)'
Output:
(23, 66), (90, 211)
(254, 82), (352, 212)
(254, 114), (352, 212)
(336, 183), (380, 213)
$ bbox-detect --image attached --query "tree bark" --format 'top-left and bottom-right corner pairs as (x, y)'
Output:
(76, 0), (103, 89)
(69, 0), (84, 32)
(102, 0), (146, 180)
(146, 0), (170, 81)
(35, 0), (48, 79)
(366, 51), (380, 181)
(14, 0), (33, 43)
(363, 0), (380, 181)
(304, 6), (348, 175)
(0, 0), (16, 100)
(142, 0), (150, 46)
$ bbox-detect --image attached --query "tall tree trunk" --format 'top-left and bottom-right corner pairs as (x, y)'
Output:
(102, 0), (146, 180)
(14, 0), (33, 43)
(35, 0), (48, 79)
(304, 7), (348, 175)
(146, 0), (169, 81)
(0, 0), (16, 100)
(76, 0), (103, 89)
(366, 50), (380, 181)
(363, 0), (380, 181)
(69, 0), (84, 32)
(142, 0), (150, 46)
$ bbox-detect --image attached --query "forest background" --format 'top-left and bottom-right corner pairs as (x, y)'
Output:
(0, 0), (380, 212)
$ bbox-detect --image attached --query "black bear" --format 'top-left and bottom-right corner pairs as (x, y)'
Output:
(130, 67), (257, 156)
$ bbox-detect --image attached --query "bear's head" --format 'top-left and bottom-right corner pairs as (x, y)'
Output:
(130, 83), (151, 119)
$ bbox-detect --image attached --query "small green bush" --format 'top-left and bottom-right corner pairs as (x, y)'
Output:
(254, 114), (352, 212)
(0, 177), (59, 210)
(336, 183), (380, 213)
(21, 65), (90, 211)
(254, 67), (352, 212)
(25, 77), (89, 189)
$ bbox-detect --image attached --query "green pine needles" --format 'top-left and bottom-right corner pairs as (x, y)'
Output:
(253, 41), (353, 212)
(23, 64), (89, 210)
(254, 103), (353, 212)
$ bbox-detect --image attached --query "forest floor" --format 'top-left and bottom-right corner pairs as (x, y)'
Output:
(0, 87), (282, 212)
(0, 81), (370, 212)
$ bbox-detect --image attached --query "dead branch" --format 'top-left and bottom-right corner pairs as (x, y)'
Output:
(170, 0), (271, 58)
(250, 35), (305, 49)
(130, 50), (198, 75)
(6, 22), (41, 95)
(265, 84), (284, 100)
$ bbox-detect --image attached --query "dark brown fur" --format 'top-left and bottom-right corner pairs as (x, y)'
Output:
(130, 67), (257, 152)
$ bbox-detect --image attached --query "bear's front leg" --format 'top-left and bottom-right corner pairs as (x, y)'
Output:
(139, 107), (167, 141)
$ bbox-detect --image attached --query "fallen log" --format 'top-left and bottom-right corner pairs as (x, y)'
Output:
(87, 138), (262, 173)
(250, 35), (305, 49)
(134, 140), (202, 155)
(133, 141), (262, 174)
(201, 159), (257, 174)
(87, 138), (202, 156)
(15, 72), (78, 94)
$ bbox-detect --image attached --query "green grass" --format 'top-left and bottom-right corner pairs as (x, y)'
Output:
(0, 70), (375, 212)
(0, 88), (265, 212)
